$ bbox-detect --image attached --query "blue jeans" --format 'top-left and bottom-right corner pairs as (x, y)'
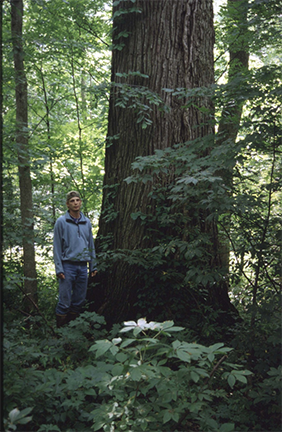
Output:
(56, 261), (88, 315)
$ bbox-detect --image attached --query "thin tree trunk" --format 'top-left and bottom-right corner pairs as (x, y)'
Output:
(217, 0), (249, 273)
(39, 65), (56, 225)
(218, 0), (249, 147)
(11, 0), (37, 311)
(70, 50), (88, 215)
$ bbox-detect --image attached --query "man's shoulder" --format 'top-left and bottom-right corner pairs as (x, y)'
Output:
(55, 212), (68, 225)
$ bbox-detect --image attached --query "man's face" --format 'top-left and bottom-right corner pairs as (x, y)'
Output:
(66, 196), (82, 213)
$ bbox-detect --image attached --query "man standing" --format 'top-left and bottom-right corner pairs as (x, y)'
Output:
(53, 191), (97, 327)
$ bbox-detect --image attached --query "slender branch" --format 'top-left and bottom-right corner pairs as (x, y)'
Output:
(207, 354), (228, 384)
(28, 94), (70, 139)
(16, 283), (57, 337)
(218, 219), (254, 289)
(251, 127), (277, 323)
(60, 159), (80, 190)
(73, 19), (110, 48)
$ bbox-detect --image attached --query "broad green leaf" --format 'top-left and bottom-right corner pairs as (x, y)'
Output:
(209, 342), (225, 351)
(205, 418), (219, 429)
(120, 338), (136, 348)
(129, 367), (143, 381)
(172, 411), (180, 422)
(116, 352), (129, 362)
(172, 340), (182, 349)
(90, 340), (112, 358)
(228, 373), (236, 388)
(176, 349), (192, 363)
(191, 370), (200, 383)
(8, 407), (33, 426)
(112, 364), (124, 376)
(207, 353), (215, 362)
(160, 320), (175, 330)
(164, 326), (185, 332)
(163, 410), (172, 424)
(9, 408), (21, 422)
(233, 373), (247, 384)
(219, 423), (235, 432)
(110, 345), (119, 356)
(17, 417), (33, 425)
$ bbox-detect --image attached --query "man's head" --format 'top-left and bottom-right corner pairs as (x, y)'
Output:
(66, 191), (81, 203)
(66, 191), (82, 214)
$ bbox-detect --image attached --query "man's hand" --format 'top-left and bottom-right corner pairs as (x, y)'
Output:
(91, 271), (98, 278)
(58, 273), (65, 280)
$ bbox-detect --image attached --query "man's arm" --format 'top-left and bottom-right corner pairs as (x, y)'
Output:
(53, 219), (65, 276)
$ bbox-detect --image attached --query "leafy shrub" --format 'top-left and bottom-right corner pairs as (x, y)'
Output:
(89, 318), (251, 432)
(4, 314), (281, 432)
(3, 312), (108, 431)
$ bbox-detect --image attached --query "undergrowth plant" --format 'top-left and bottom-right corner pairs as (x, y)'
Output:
(3, 313), (281, 432)
(88, 318), (251, 432)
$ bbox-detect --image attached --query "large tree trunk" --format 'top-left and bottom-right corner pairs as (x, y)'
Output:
(92, 0), (235, 325)
(11, 0), (37, 311)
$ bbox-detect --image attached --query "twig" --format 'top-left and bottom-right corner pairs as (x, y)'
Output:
(207, 354), (228, 384)
(16, 283), (57, 336)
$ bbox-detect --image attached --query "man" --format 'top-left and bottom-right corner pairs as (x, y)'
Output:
(53, 191), (97, 327)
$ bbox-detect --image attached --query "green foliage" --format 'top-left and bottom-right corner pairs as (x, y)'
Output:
(3, 309), (281, 432)
(3, 312), (108, 431)
(113, 71), (169, 129)
(3, 0), (110, 280)
(4, 407), (33, 431)
(89, 319), (245, 432)
(2, 316), (253, 432)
